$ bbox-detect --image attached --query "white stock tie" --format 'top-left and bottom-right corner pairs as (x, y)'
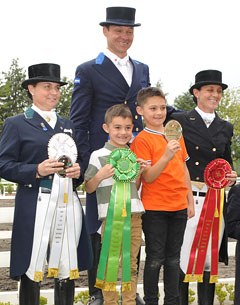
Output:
(117, 58), (132, 86)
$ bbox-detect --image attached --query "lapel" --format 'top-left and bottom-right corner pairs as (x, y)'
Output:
(126, 58), (142, 99)
(93, 55), (129, 91)
(24, 108), (67, 135)
(186, 109), (225, 146)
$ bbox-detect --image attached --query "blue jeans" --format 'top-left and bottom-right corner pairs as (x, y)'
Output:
(142, 209), (187, 305)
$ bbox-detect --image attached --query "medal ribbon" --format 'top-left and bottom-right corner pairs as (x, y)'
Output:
(95, 148), (139, 291)
(184, 158), (231, 283)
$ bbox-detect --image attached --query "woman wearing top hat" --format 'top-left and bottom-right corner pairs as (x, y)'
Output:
(0, 63), (92, 305)
(70, 6), (150, 305)
(170, 70), (237, 305)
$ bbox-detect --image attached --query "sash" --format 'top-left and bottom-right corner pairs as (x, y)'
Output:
(184, 158), (231, 283)
(95, 148), (140, 292)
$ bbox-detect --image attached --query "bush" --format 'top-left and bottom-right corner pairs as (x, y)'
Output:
(6, 184), (14, 195)
(40, 296), (48, 305)
(0, 183), (4, 194)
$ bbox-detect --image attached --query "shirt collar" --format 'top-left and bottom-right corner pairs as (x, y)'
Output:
(195, 106), (215, 121)
(104, 49), (129, 66)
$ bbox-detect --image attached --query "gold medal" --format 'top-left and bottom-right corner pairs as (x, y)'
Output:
(164, 120), (182, 141)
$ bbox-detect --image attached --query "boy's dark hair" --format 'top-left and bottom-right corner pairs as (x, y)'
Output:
(137, 86), (166, 107)
(104, 104), (133, 124)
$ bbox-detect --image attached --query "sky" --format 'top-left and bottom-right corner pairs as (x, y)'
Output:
(1, 0), (240, 103)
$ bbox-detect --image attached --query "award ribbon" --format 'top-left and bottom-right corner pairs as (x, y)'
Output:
(30, 133), (79, 281)
(95, 148), (140, 291)
(184, 158), (231, 283)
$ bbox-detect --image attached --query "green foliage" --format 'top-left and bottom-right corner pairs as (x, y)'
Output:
(0, 58), (74, 133)
(74, 290), (89, 304)
(0, 183), (4, 194)
(225, 283), (234, 302)
(0, 58), (29, 131)
(0, 302), (11, 305)
(174, 91), (195, 111)
(77, 183), (86, 193)
(218, 88), (240, 167)
(215, 283), (228, 305)
(6, 184), (13, 194)
(40, 296), (48, 305)
(56, 77), (74, 119)
(188, 288), (195, 304)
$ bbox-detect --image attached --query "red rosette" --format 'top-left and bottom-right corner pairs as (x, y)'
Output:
(204, 158), (232, 189)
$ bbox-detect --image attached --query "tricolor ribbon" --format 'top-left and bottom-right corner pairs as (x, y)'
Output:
(95, 148), (140, 291)
(184, 158), (231, 283)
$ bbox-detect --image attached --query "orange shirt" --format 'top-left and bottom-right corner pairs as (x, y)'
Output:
(131, 128), (189, 211)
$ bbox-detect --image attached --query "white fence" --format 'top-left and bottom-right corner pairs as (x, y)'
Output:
(0, 193), (237, 305)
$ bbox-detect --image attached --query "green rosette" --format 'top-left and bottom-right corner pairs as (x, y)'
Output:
(108, 148), (140, 182)
(96, 148), (139, 292)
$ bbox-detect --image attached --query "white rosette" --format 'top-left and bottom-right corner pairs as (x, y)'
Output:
(48, 133), (78, 165)
(30, 133), (80, 282)
(47, 133), (80, 279)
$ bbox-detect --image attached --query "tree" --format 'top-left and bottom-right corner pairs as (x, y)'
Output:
(0, 58), (29, 131)
(56, 77), (74, 118)
(174, 90), (195, 111)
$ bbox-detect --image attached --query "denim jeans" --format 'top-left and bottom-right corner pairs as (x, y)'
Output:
(142, 209), (187, 305)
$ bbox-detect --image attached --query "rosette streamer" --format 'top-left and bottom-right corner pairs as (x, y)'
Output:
(184, 158), (231, 283)
(95, 148), (140, 291)
(30, 133), (79, 281)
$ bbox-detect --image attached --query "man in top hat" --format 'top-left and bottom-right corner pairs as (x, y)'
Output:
(70, 6), (150, 305)
(170, 70), (237, 305)
(0, 63), (92, 305)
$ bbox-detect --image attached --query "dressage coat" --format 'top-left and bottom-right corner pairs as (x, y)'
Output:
(70, 52), (150, 234)
(0, 108), (93, 279)
(171, 109), (234, 265)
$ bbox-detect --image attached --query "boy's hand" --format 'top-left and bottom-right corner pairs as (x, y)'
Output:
(97, 164), (115, 180)
(164, 140), (181, 160)
(187, 201), (195, 219)
(137, 158), (149, 175)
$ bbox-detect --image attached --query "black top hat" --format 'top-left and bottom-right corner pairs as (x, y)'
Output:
(22, 63), (67, 89)
(99, 7), (141, 27)
(189, 69), (228, 95)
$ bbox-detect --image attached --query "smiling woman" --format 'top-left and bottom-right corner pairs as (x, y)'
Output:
(0, 63), (93, 305)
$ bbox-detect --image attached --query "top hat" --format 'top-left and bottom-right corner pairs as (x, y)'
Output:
(22, 63), (67, 89)
(99, 7), (141, 27)
(189, 69), (228, 95)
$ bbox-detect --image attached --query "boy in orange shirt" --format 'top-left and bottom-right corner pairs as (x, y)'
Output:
(131, 87), (194, 305)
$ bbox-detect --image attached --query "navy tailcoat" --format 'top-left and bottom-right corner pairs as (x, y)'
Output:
(70, 53), (150, 234)
(0, 108), (92, 280)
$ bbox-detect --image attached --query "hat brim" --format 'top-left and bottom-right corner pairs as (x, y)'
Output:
(189, 81), (228, 95)
(99, 21), (141, 27)
(22, 77), (67, 90)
